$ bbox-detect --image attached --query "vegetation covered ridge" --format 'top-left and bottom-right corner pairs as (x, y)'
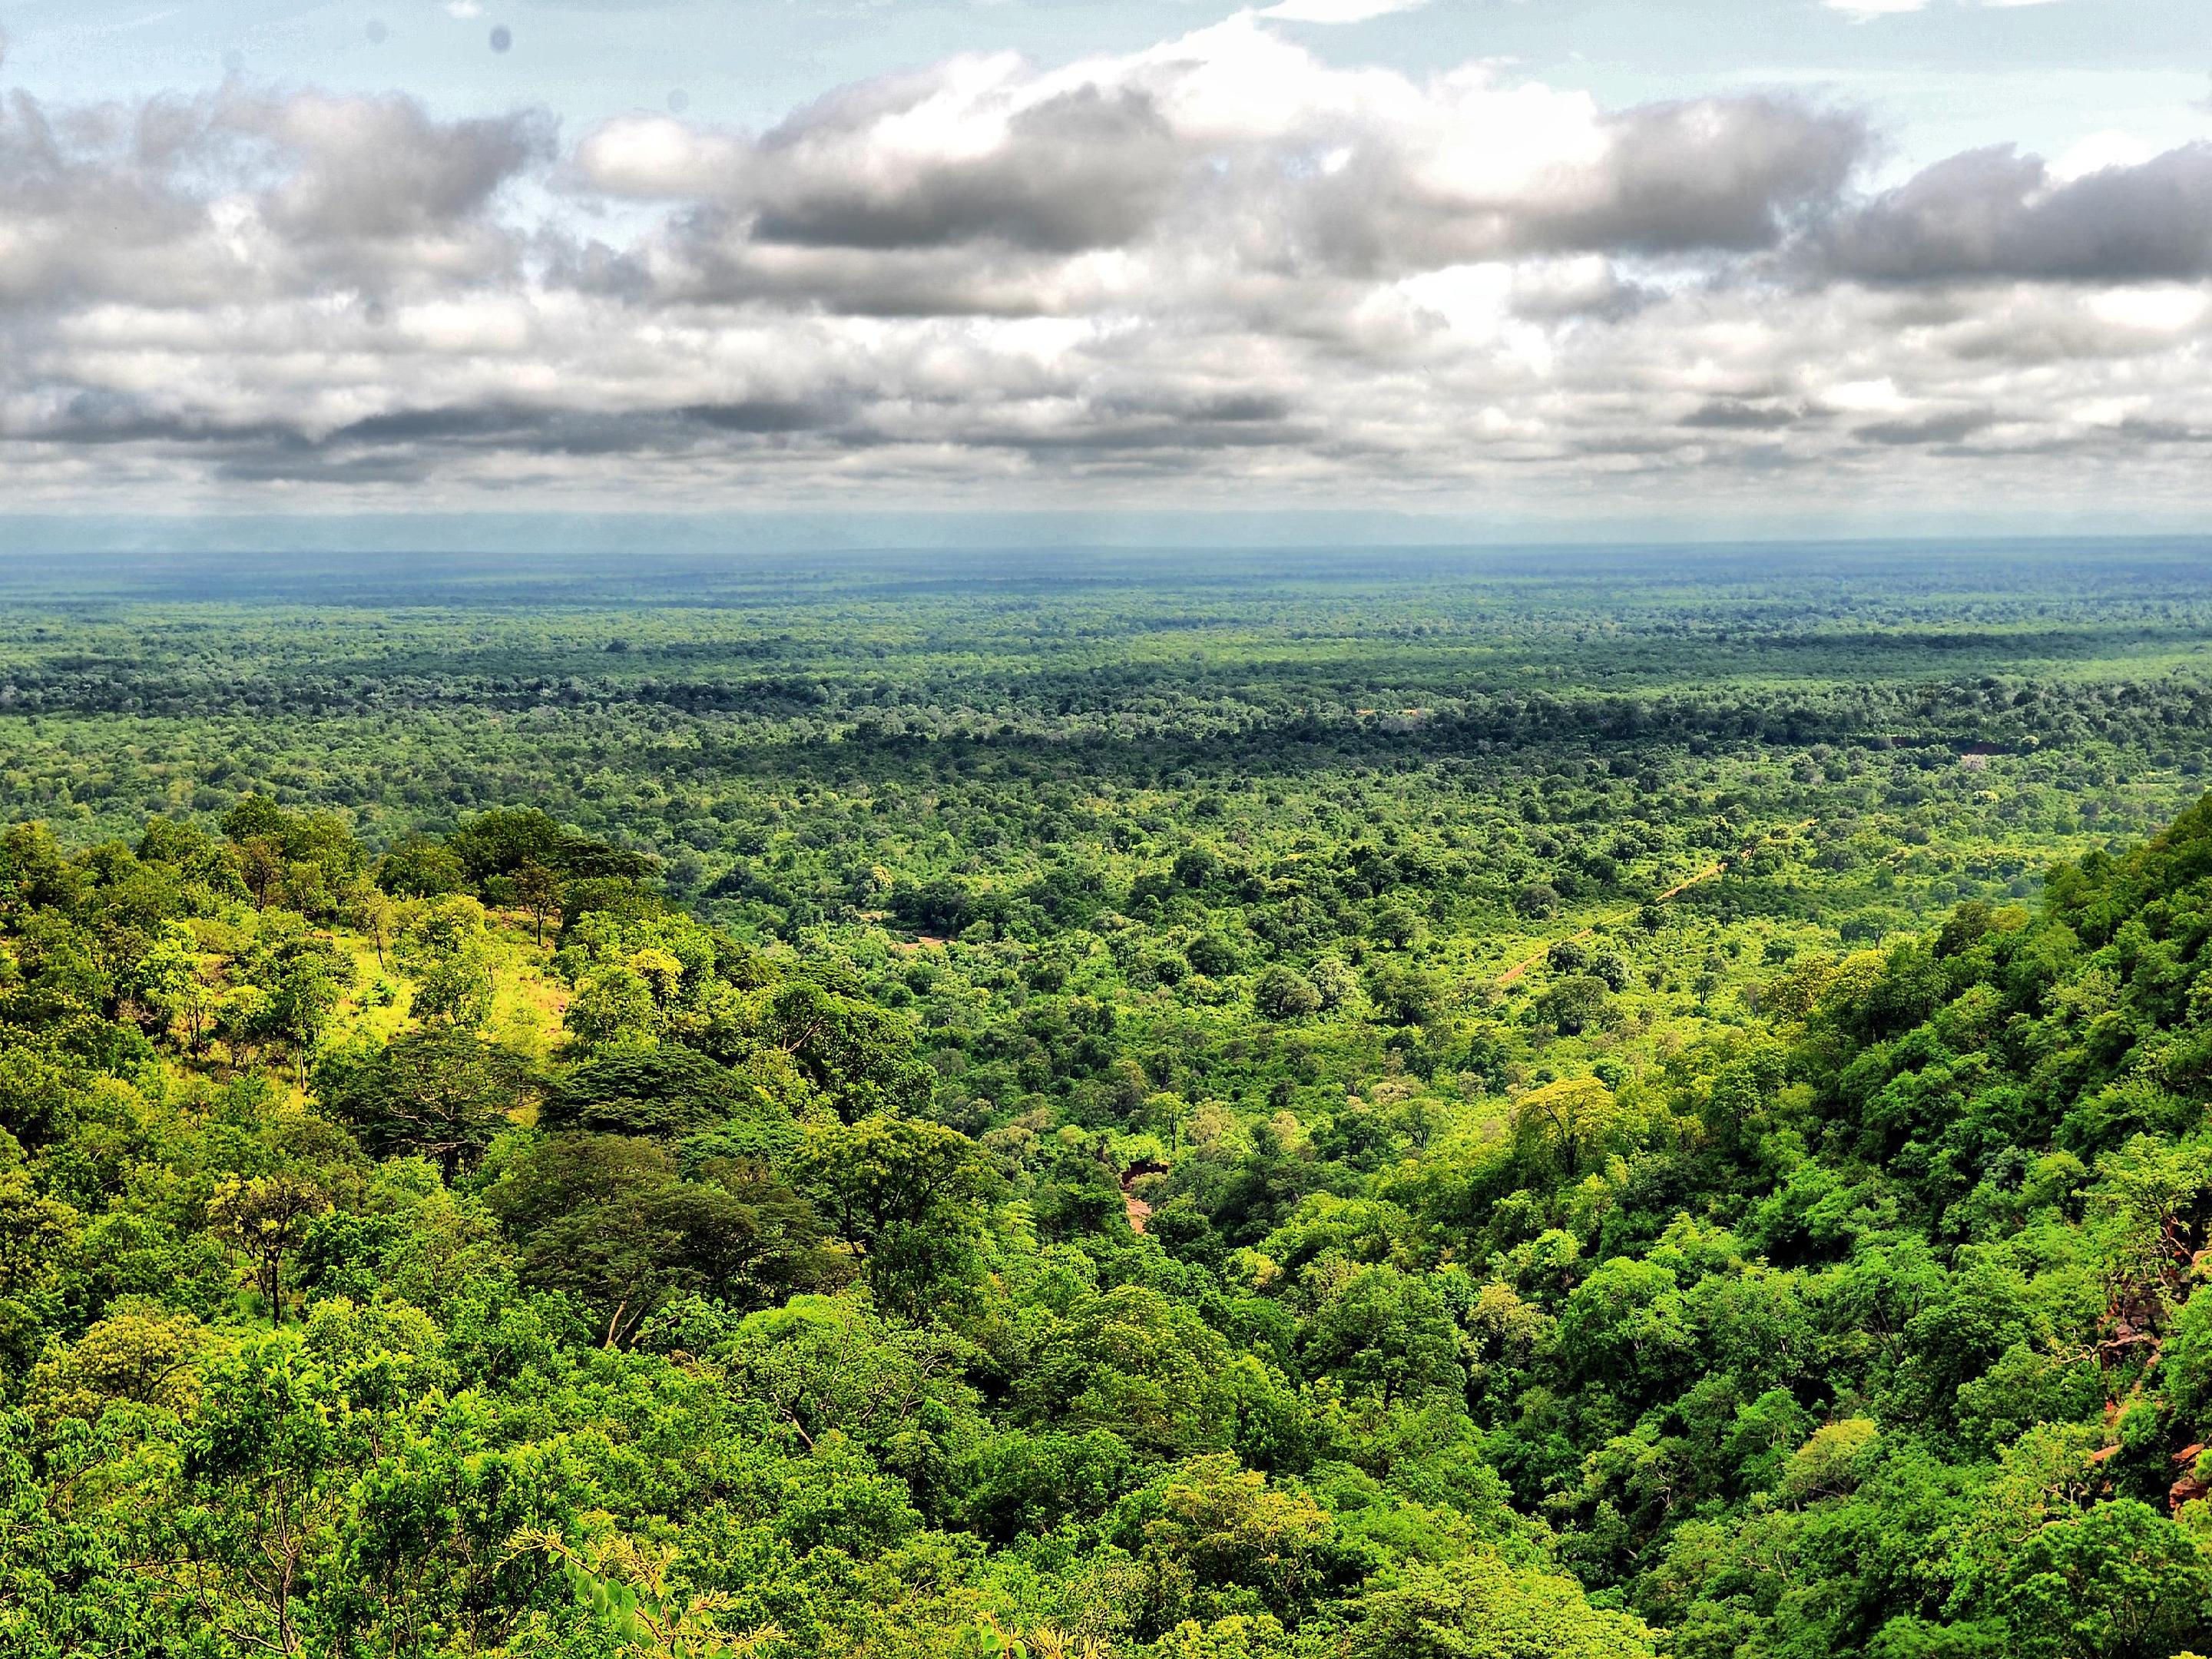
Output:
(4, 785), (2212, 1657)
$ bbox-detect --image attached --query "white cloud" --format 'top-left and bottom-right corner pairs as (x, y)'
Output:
(2050, 131), (2158, 184)
(1828, 0), (2068, 15)
(572, 115), (744, 197)
(0, 17), (2204, 518)
(1257, 0), (1430, 23)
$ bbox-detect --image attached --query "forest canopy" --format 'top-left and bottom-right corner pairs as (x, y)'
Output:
(3, 543), (2212, 1657)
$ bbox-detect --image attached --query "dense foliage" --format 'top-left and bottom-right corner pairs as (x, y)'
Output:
(5, 543), (2212, 1657)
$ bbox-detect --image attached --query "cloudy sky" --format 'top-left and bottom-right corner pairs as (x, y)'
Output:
(2, 0), (2209, 535)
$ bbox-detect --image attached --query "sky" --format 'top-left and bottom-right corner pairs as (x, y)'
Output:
(0, 0), (2208, 538)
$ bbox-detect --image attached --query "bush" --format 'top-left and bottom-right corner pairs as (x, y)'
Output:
(1253, 966), (1322, 1020)
(1515, 883), (1561, 919)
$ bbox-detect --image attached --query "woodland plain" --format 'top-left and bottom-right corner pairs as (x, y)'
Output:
(5, 540), (2212, 1657)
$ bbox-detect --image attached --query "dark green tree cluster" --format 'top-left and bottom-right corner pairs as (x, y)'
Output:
(0, 805), (1653, 1659)
(11, 787), (2212, 1655)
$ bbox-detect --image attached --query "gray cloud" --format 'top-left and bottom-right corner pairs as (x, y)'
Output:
(577, 29), (1868, 308)
(1683, 400), (1808, 430)
(0, 87), (549, 310)
(227, 93), (554, 262)
(749, 83), (1184, 253)
(0, 18), (2207, 518)
(1584, 99), (1866, 251)
(1818, 141), (2212, 283)
(1304, 97), (1864, 276)
(1855, 408), (1999, 445)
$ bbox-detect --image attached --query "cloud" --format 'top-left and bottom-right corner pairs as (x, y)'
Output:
(1258, 0), (1431, 22)
(749, 80), (1186, 253)
(0, 88), (549, 310)
(1826, 0), (2065, 15)
(1816, 142), (2212, 282)
(229, 93), (554, 270)
(576, 19), (1865, 309)
(0, 17), (2207, 519)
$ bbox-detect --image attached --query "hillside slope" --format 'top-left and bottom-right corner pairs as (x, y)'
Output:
(2, 796), (2212, 1657)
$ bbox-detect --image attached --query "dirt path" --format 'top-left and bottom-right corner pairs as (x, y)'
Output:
(1494, 820), (1814, 987)
(1120, 1161), (1167, 1233)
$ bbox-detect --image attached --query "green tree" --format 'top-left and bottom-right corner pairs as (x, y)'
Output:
(794, 1114), (998, 1317)
(1366, 962), (1443, 1027)
(166, 1332), (365, 1655)
(1515, 883), (1561, 920)
(514, 860), (563, 948)
(1253, 967), (1322, 1020)
(1297, 1267), (1465, 1403)
(208, 1173), (331, 1327)
(487, 1133), (826, 1346)
(376, 833), (466, 899)
(757, 979), (934, 1121)
(1342, 1552), (1657, 1659)
(1512, 1077), (1621, 1177)
(1113, 1455), (1334, 1635)
(229, 917), (354, 1083)
(1535, 973), (1615, 1036)
(396, 896), (499, 1030)
(26, 1300), (205, 1425)
(319, 1028), (539, 1181)
(1992, 1498), (2212, 1659)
